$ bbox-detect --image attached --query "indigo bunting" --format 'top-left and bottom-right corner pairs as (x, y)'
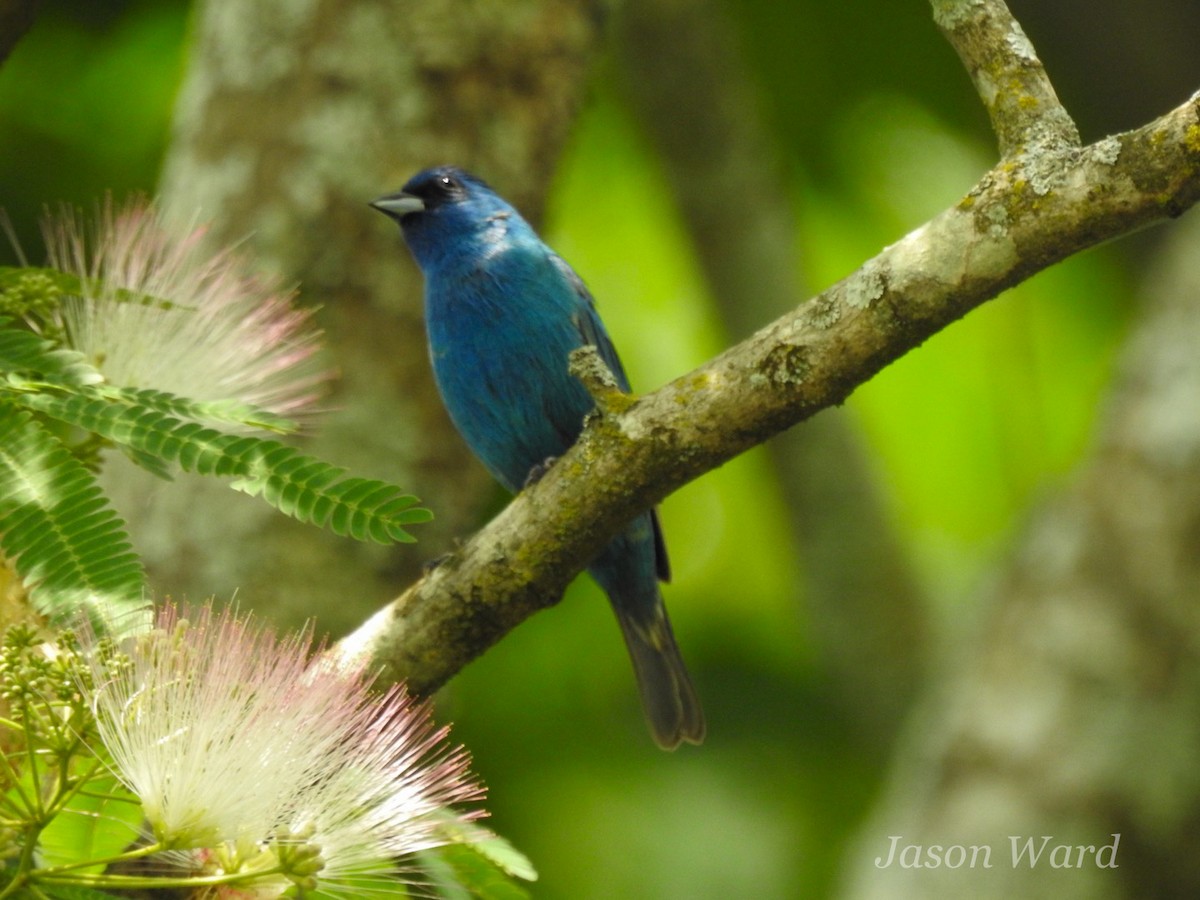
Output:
(372, 167), (705, 749)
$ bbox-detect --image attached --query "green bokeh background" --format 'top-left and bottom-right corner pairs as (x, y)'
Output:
(2, 1), (1183, 896)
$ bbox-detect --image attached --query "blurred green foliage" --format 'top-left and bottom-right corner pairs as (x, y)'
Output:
(0, 0), (188, 264)
(0, 1), (1139, 897)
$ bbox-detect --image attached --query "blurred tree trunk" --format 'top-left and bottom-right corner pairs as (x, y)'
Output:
(100, 0), (605, 634)
(616, 0), (927, 741)
(837, 209), (1200, 899)
(0, 0), (38, 65)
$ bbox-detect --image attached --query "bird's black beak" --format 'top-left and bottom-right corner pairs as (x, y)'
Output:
(369, 192), (425, 221)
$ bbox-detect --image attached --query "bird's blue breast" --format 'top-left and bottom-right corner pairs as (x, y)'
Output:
(424, 239), (595, 493)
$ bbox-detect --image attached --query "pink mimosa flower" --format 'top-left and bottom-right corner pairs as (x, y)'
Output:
(42, 197), (327, 423)
(80, 602), (485, 896)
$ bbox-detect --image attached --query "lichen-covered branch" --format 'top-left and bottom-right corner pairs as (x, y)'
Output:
(337, 74), (1200, 692)
(931, 0), (1079, 156)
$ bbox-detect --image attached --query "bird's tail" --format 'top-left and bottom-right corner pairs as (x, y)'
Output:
(613, 602), (706, 750)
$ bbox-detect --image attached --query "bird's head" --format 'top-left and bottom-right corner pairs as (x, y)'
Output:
(371, 166), (523, 272)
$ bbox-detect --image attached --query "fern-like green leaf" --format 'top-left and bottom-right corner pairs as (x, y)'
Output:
(0, 404), (146, 623)
(19, 387), (432, 544)
(413, 816), (538, 899)
(90, 384), (298, 434)
(0, 316), (103, 386)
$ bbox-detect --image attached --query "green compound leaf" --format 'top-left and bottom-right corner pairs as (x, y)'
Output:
(0, 404), (146, 622)
(415, 844), (533, 900)
(441, 819), (538, 883)
(18, 386), (432, 544)
(90, 383), (298, 434)
(0, 316), (103, 386)
(412, 817), (537, 899)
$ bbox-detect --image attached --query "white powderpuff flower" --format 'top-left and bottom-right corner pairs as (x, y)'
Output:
(79, 602), (485, 895)
(83, 604), (336, 848)
(41, 197), (326, 422)
(280, 686), (484, 894)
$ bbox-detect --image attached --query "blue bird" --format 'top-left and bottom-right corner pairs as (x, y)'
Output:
(372, 166), (704, 749)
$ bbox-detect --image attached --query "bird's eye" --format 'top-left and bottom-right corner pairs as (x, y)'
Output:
(410, 170), (465, 204)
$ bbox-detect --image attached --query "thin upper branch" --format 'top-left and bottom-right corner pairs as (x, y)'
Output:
(930, 0), (1079, 157)
(334, 86), (1200, 694)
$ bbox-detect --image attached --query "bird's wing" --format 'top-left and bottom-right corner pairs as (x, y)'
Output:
(552, 253), (672, 584)
(552, 254), (634, 394)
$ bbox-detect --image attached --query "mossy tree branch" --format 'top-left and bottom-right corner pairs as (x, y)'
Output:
(335, 0), (1200, 694)
(932, 0), (1080, 156)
